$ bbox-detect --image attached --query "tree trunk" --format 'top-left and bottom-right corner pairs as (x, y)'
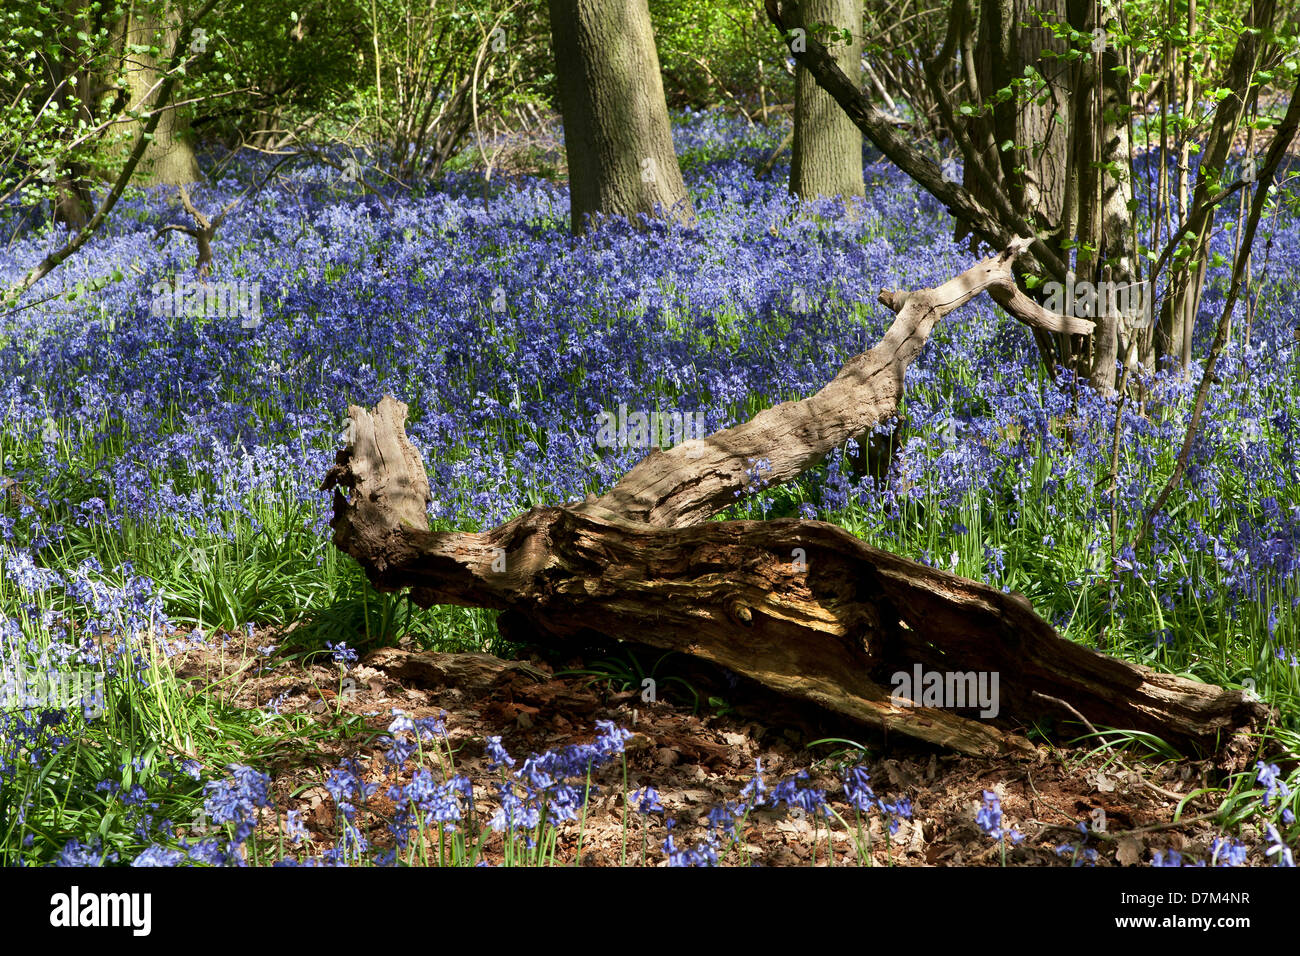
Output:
(324, 241), (1266, 763)
(1154, 0), (1275, 367)
(968, 0), (1074, 376)
(45, 0), (105, 228)
(51, 174), (94, 231)
(771, 0), (1154, 388)
(791, 0), (865, 199)
(120, 2), (200, 185)
(968, 0), (1070, 240)
(1086, 0), (1136, 392)
(547, 0), (694, 233)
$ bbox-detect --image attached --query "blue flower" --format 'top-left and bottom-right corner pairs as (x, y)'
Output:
(1210, 837), (1248, 867)
(975, 790), (1003, 838)
(842, 765), (876, 812)
(707, 801), (745, 839)
(1256, 761), (1292, 809)
(771, 770), (829, 817)
(975, 789), (1022, 844)
(1264, 824), (1295, 867)
(326, 641), (358, 666)
(631, 786), (664, 815)
(55, 838), (118, 866)
(664, 831), (719, 866)
(132, 845), (186, 866)
(201, 764), (274, 863)
(285, 809), (308, 844)
(740, 758), (766, 808)
(485, 735), (515, 769)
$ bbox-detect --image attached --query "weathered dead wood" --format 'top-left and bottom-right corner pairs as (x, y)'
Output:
(576, 238), (1088, 529)
(366, 646), (546, 692)
(153, 158), (296, 273)
(322, 242), (1268, 760)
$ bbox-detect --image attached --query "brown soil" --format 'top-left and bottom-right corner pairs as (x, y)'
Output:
(165, 628), (1270, 867)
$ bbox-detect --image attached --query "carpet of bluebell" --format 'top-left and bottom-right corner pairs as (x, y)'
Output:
(1, 110), (1297, 865)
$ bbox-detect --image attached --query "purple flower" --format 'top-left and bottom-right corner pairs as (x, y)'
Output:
(326, 641), (358, 666)
(1264, 824), (1295, 867)
(975, 790), (1003, 838)
(664, 831), (719, 866)
(771, 770), (829, 817)
(631, 786), (664, 815)
(285, 809), (308, 844)
(976, 789), (1022, 844)
(485, 735), (516, 769)
(842, 765), (876, 812)
(707, 801), (743, 838)
(1210, 837), (1248, 867)
(387, 771), (471, 847)
(55, 838), (118, 866)
(201, 764), (274, 863)
(1256, 761), (1292, 809)
(132, 845), (186, 866)
(740, 758), (766, 808)
(323, 758), (377, 822)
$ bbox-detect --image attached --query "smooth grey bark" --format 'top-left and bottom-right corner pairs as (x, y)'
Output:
(547, 0), (694, 233)
(791, 0), (865, 199)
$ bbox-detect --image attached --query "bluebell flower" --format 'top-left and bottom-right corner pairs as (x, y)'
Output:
(55, 838), (118, 866)
(771, 770), (829, 817)
(842, 765), (876, 812)
(707, 801), (744, 839)
(323, 758), (377, 822)
(631, 786), (664, 815)
(664, 831), (719, 866)
(975, 790), (1004, 839)
(132, 845), (186, 866)
(1264, 824), (1295, 867)
(1256, 761), (1292, 809)
(285, 808), (308, 844)
(740, 758), (766, 808)
(1210, 837), (1248, 867)
(975, 789), (1023, 844)
(326, 641), (358, 666)
(485, 735), (515, 769)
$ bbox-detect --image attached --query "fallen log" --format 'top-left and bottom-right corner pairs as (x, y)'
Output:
(323, 241), (1268, 761)
(365, 646), (548, 694)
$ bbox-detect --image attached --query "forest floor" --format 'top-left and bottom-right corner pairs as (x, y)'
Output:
(168, 627), (1263, 867)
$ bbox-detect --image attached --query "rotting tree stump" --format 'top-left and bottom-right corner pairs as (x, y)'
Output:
(323, 240), (1269, 762)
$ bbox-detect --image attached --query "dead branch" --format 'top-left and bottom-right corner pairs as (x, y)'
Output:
(322, 243), (1265, 762)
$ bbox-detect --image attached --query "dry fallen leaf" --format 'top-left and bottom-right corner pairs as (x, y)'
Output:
(1091, 771), (1116, 793)
(1116, 835), (1144, 866)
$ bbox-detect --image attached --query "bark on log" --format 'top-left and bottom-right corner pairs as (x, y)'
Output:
(323, 242), (1268, 761)
(365, 646), (548, 693)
